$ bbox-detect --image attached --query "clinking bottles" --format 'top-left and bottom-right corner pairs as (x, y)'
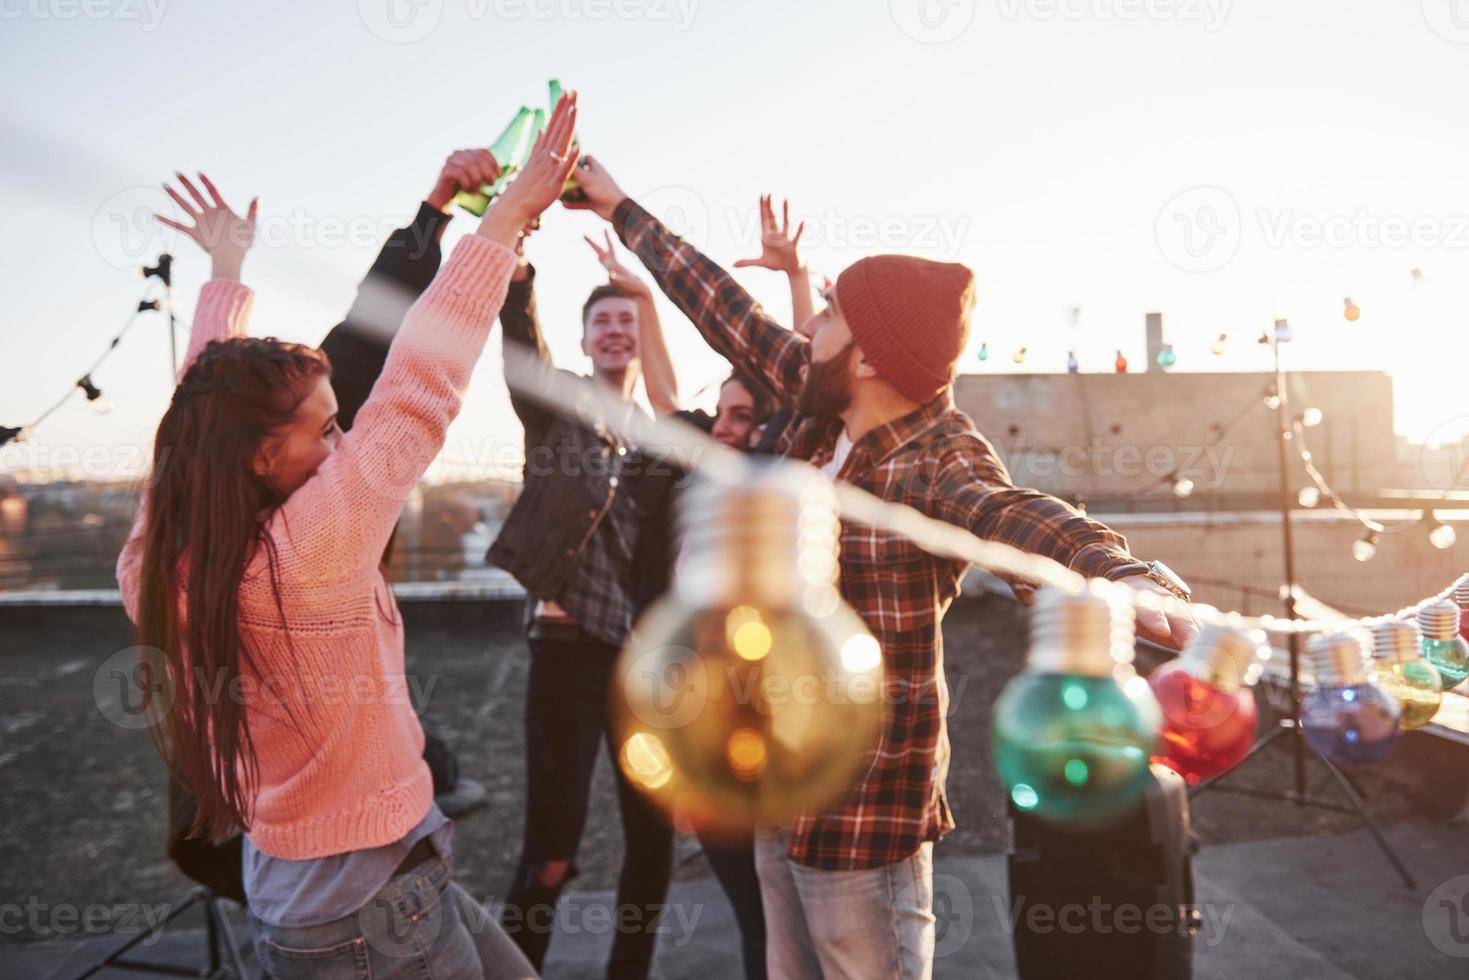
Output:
(1300, 631), (1400, 765)
(1149, 623), (1264, 784)
(610, 462), (885, 843)
(1369, 621), (1442, 730)
(991, 582), (1162, 827)
(455, 80), (584, 216)
(1418, 599), (1469, 691)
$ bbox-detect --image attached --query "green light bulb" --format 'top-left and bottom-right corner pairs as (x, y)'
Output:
(1418, 601), (1469, 691)
(992, 584), (1161, 827)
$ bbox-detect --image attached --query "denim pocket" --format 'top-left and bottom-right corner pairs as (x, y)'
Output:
(259, 932), (372, 980)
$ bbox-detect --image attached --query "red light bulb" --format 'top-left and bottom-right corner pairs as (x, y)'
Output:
(1148, 624), (1264, 784)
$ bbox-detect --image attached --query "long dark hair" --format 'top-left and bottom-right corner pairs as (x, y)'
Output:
(137, 337), (330, 842)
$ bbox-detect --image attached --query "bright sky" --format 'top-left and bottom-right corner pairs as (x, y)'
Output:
(5, 0), (1469, 482)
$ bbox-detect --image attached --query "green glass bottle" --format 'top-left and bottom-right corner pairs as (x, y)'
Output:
(1418, 601), (1469, 690)
(992, 583), (1161, 828)
(454, 105), (538, 217)
(548, 78), (587, 204)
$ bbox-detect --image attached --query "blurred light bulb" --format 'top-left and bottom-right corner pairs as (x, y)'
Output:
(1352, 531), (1379, 563)
(1370, 622), (1442, 730)
(977, 342), (989, 362)
(1301, 407), (1323, 428)
(1114, 350), (1128, 373)
(1343, 297), (1360, 322)
(1430, 521), (1457, 551)
(1273, 318), (1293, 343)
(1264, 393), (1282, 411)
(1171, 475), (1194, 498)
(1301, 632), (1400, 764)
(1298, 486), (1321, 508)
(1066, 351), (1079, 374)
(1210, 333), (1228, 356)
(992, 583), (1161, 827)
(1149, 624), (1263, 783)
(1013, 347), (1028, 365)
(1418, 600), (1469, 690)
(612, 463), (884, 843)
(1156, 344), (1177, 370)
(1411, 267), (1425, 292)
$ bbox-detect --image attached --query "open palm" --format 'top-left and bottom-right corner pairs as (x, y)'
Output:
(155, 172), (258, 278)
(734, 194), (805, 274)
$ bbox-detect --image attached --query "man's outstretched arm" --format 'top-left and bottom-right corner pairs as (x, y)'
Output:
(568, 156), (808, 408)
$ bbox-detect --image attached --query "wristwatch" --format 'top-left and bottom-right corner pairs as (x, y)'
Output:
(1114, 560), (1192, 603)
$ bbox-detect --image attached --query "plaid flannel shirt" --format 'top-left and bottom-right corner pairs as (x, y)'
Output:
(615, 199), (1146, 871)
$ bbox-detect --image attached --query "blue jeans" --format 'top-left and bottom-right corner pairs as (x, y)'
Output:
(754, 830), (935, 980)
(249, 857), (536, 979)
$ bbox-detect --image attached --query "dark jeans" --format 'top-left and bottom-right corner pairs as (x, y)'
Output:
(698, 831), (768, 980)
(501, 621), (674, 979)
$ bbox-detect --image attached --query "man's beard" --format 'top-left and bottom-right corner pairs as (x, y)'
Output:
(797, 341), (855, 419)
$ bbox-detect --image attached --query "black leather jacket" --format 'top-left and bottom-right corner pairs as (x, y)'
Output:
(485, 266), (643, 610)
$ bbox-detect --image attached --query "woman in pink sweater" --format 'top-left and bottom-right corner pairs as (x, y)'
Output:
(117, 95), (579, 980)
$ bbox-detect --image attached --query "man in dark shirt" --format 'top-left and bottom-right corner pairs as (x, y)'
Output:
(488, 232), (679, 979)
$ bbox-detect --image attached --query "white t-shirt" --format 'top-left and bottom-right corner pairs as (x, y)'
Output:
(820, 431), (854, 482)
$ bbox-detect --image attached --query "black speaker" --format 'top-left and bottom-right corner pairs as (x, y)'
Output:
(1007, 763), (1199, 980)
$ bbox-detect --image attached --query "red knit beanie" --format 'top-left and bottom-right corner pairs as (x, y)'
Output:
(835, 254), (976, 403)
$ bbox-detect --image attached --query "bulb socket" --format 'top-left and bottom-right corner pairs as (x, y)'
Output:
(1371, 621), (1422, 665)
(1026, 582), (1136, 676)
(1417, 599), (1459, 641)
(1306, 630), (1369, 686)
(676, 461), (840, 609)
(1180, 622), (1265, 693)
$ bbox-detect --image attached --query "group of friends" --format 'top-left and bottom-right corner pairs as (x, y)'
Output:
(118, 92), (1197, 980)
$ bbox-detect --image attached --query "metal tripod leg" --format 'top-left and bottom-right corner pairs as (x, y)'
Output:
(1318, 756), (1417, 889)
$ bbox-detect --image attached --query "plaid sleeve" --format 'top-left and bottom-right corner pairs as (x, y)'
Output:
(613, 199), (807, 406)
(926, 433), (1139, 583)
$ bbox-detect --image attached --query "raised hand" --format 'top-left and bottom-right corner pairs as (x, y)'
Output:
(563, 154), (626, 222)
(154, 172), (258, 281)
(479, 91), (580, 249)
(426, 148), (504, 213)
(584, 229), (649, 296)
(734, 194), (805, 275)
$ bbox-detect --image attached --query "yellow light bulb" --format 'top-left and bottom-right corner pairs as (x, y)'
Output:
(613, 464), (885, 844)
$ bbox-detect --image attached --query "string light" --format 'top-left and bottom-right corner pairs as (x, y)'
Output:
(1298, 486), (1321, 508)
(1300, 406), (1323, 428)
(1013, 346), (1028, 365)
(0, 281), (165, 446)
(1066, 350), (1079, 374)
(500, 343), (1469, 639)
(977, 342), (989, 362)
(1343, 297), (1361, 322)
(1263, 385), (1281, 410)
(1156, 343), (1177, 370)
(1353, 530), (1380, 563)
(1211, 333), (1228, 356)
(1114, 350), (1128, 373)
(1427, 516), (1457, 551)
(1170, 472), (1195, 498)
(1411, 267), (1425, 292)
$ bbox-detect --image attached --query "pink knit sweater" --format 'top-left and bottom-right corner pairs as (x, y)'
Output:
(118, 234), (515, 860)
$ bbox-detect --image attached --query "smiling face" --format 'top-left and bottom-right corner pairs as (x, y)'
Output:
(582, 295), (641, 378)
(252, 375), (341, 497)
